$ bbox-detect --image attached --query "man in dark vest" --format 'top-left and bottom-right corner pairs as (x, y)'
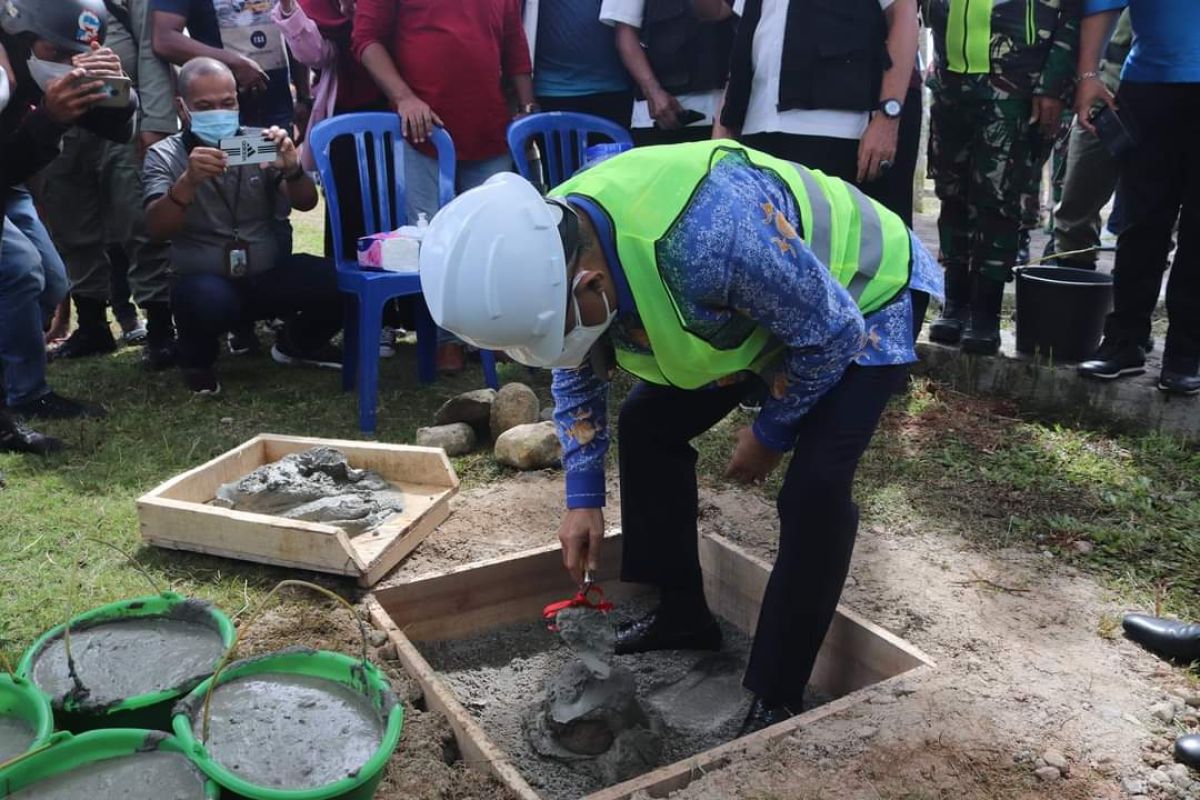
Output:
(418, 141), (943, 734)
(601, 0), (735, 145)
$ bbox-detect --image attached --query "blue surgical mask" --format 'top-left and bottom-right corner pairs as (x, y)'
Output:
(187, 109), (240, 145)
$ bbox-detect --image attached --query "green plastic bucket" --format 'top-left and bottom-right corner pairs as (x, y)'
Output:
(0, 675), (53, 764)
(172, 649), (403, 800)
(17, 593), (235, 733)
(0, 728), (220, 797)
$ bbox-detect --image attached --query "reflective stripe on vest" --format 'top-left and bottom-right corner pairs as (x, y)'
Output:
(550, 141), (912, 389)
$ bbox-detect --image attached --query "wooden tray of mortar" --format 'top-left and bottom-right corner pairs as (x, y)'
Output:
(367, 531), (935, 800)
(137, 433), (458, 586)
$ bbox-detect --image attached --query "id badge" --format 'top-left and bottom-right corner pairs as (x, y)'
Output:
(224, 239), (251, 279)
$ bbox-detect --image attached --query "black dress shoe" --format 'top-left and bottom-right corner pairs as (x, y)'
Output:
(1176, 734), (1200, 770)
(1078, 339), (1146, 380)
(1122, 613), (1200, 662)
(8, 391), (106, 420)
(0, 414), (64, 455)
(614, 608), (722, 655)
(48, 324), (116, 361)
(738, 697), (802, 737)
(1158, 369), (1200, 396)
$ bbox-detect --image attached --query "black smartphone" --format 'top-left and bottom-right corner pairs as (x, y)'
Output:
(655, 108), (707, 129)
(1090, 106), (1136, 158)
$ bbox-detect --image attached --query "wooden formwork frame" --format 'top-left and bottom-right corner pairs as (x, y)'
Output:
(137, 433), (459, 587)
(368, 531), (935, 800)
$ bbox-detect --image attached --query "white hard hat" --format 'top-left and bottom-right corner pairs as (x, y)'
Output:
(420, 172), (577, 367)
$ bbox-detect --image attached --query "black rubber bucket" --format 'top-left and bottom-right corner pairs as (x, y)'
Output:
(1015, 266), (1113, 362)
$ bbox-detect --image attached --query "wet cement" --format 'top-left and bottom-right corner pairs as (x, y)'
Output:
(212, 447), (405, 535)
(8, 750), (208, 799)
(193, 672), (385, 790)
(0, 716), (35, 761)
(31, 617), (227, 707)
(419, 596), (833, 800)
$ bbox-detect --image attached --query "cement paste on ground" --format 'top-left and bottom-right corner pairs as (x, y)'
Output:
(194, 672), (385, 790)
(419, 596), (833, 800)
(212, 446), (405, 535)
(7, 751), (208, 799)
(31, 618), (226, 707)
(0, 716), (35, 761)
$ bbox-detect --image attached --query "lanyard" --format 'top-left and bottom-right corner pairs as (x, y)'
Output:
(213, 167), (244, 240)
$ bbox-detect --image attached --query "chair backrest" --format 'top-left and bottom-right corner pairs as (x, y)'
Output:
(308, 112), (456, 268)
(507, 112), (633, 190)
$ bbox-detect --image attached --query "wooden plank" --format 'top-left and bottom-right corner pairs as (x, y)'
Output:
(365, 598), (542, 800)
(141, 435), (267, 504)
(138, 497), (366, 574)
(583, 669), (932, 800)
(375, 534), (627, 640)
(355, 489), (453, 587)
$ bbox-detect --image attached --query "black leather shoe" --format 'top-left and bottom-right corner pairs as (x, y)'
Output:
(1176, 734), (1200, 769)
(0, 414), (63, 455)
(8, 391), (105, 420)
(614, 609), (722, 655)
(738, 697), (802, 737)
(142, 338), (177, 372)
(1078, 339), (1146, 380)
(1158, 369), (1200, 396)
(49, 325), (116, 361)
(1122, 613), (1200, 662)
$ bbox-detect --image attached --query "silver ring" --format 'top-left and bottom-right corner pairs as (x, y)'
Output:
(879, 159), (894, 172)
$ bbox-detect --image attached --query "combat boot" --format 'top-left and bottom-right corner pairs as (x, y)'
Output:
(928, 264), (972, 345)
(50, 297), (116, 360)
(961, 275), (1005, 356)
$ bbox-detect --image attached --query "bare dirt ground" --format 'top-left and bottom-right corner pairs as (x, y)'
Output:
(369, 463), (1199, 800)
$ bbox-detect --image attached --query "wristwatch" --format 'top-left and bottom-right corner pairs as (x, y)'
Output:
(879, 98), (903, 119)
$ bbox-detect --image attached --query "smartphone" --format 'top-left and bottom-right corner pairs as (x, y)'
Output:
(81, 73), (131, 108)
(654, 108), (707, 129)
(219, 134), (279, 167)
(1090, 106), (1136, 158)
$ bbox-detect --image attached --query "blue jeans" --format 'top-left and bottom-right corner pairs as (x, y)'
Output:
(1, 189), (69, 406)
(403, 148), (513, 345)
(171, 254), (342, 369)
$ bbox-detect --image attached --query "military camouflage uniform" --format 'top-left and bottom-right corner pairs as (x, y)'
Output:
(925, 0), (1080, 283)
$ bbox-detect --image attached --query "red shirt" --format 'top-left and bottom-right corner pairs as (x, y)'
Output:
(352, 0), (532, 160)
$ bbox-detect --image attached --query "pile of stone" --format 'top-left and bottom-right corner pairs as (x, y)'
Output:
(416, 384), (562, 470)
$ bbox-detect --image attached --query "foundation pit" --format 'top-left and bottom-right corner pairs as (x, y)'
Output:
(190, 671), (386, 790)
(6, 750), (208, 799)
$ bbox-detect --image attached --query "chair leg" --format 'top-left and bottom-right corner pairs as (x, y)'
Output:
(481, 350), (500, 390)
(342, 294), (358, 393)
(357, 297), (385, 434)
(415, 296), (437, 385)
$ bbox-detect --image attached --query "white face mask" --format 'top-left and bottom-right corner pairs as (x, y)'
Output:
(543, 271), (616, 370)
(0, 68), (10, 115)
(26, 55), (74, 93)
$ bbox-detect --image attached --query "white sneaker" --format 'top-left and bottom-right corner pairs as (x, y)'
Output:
(121, 319), (148, 345)
(379, 327), (397, 358)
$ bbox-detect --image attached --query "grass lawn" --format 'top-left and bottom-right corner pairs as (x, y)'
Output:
(1, 205), (1197, 676)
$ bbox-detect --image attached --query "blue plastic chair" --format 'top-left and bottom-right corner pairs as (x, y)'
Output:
(309, 113), (499, 433)
(507, 112), (633, 189)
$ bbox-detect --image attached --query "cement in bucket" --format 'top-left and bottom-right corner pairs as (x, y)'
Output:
(1015, 266), (1113, 363)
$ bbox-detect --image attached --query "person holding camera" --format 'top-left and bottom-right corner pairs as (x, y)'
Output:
(1075, 0), (1200, 395)
(142, 57), (341, 396)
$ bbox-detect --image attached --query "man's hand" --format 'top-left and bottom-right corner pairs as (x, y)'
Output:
(262, 125), (299, 173)
(230, 54), (268, 95)
(646, 87), (683, 130)
(183, 146), (228, 185)
(42, 69), (107, 124)
(558, 508), (605, 585)
(1074, 76), (1116, 136)
(857, 114), (900, 183)
(395, 93), (442, 143)
(73, 42), (124, 78)
(1030, 95), (1066, 138)
(724, 426), (783, 485)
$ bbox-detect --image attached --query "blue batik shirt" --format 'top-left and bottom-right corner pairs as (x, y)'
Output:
(552, 154), (943, 509)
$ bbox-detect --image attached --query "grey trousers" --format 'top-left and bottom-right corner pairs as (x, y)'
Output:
(1052, 121), (1119, 266)
(34, 129), (170, 306)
